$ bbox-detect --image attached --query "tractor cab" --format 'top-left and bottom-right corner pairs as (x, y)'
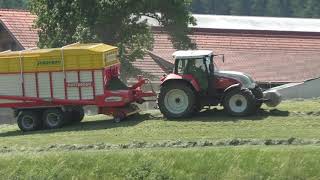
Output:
(173, 50), (215, 92)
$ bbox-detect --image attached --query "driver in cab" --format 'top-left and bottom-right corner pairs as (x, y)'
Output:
(187, 60), (208, 91)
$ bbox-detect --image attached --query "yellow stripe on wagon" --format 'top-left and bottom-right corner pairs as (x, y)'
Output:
(0, 43), (119, 73)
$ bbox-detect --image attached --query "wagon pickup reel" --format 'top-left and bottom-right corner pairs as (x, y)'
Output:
(99, 76), (156, 122)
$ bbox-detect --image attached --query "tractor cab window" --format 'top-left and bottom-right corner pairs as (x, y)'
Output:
(205, 56), (211, 74)
(176, 59), (188, 74)
(175, 58), (208, 90)
(192, 58), (206, 73)
(176, 58), (207, 75)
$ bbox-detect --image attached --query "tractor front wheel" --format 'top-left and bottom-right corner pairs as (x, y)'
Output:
(158, 83), (195, 119)
(223, 89), (256, 116)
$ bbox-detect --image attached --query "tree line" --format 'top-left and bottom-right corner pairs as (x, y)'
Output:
(1, 0), (320, 18)
(191, 0), (320, 18)
(0, 0), (27, 9)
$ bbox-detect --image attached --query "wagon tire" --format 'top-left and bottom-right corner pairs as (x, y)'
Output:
(43, 108), (65, 129)
(70, 107), (85, 123)
(17, 111), (42, 132)
(223, 89), (256, 116)
(158, 82), (195, 119)
(72, 107), (84, 122)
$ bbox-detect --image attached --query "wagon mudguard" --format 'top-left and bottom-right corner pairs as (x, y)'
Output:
(161, 74), (201, 92)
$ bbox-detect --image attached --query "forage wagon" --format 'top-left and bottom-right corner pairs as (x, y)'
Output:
(0, 43), (155, 131)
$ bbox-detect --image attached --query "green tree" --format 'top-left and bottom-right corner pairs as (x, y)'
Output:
(251, 0), (268, 16)
(265, 0), (293, 17)
(290, 0), (307, 17)
(304, 0), (320, 18)
(191, 0), (231, 15)
(191, 0), (320, 18)
(192, 0), (206, 14)
(206, 0), (231, 15)
(0, 0), (27, 9)
(230, 0), (252, 16)
(30, 0), (196, 78)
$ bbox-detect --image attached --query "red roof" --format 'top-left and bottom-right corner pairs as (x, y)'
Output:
(0, 9), (38, 49)
(133, 28), (320, 83)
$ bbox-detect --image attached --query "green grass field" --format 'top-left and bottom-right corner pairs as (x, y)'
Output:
(1, 146), (320, 180)
(0, 99), (320, 179)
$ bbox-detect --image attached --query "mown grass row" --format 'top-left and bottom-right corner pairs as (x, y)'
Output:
(0, 146), (320, 180)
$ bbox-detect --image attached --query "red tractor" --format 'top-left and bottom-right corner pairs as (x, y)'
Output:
(158, 50), (281, 118)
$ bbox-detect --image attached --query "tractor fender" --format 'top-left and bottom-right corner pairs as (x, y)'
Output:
(161, 74), (201, 92)
(223, 83), (242, 94)
(221, 83), (243, 103)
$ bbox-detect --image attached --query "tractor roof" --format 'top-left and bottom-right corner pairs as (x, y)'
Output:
(172, 50), (213, 59)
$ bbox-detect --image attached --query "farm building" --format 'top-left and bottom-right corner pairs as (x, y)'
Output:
(0, 9), (38, 51)
(133, 15), (320, 91)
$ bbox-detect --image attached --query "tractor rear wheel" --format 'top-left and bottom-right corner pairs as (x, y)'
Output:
(158, 82), (195, 119)
(223, 89), (256, 116)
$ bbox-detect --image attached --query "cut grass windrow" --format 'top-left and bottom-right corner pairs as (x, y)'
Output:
(1, 138), (320, 153)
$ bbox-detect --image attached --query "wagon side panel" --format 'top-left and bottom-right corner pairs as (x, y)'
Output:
(66, 71), (80, 100)
(79, 71), (94, 100)
(0, 74), (23, 96)
(24, 73), (37, 97)
(38, 72), (51, 98)
(52, 72), (65, 99)
(94, 70), (104, 96)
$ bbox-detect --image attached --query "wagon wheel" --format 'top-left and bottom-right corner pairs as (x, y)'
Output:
(42, 108), (66, 129)
(113, 112), (126, 123)
(17, 111), (42, 132)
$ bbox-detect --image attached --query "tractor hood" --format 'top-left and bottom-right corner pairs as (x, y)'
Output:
(215, 70), (256, 89)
